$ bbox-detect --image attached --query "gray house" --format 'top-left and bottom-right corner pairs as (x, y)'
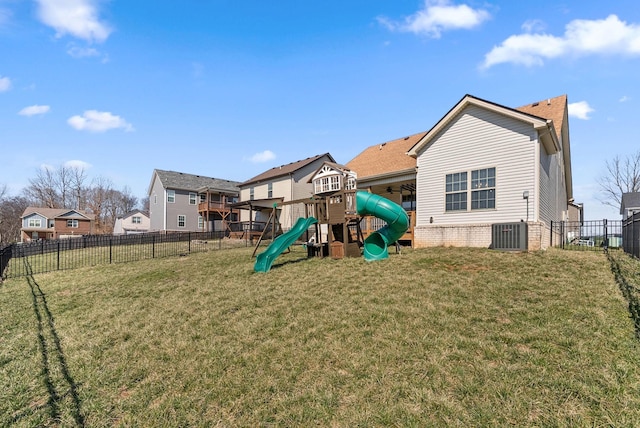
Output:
(620, 192), (640, 220)
(148, 169), (241, 232)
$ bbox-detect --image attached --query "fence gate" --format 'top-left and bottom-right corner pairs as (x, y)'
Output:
(551, 219), (622, 252)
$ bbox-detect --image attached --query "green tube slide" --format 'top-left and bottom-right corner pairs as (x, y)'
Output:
(254, 216), (318, 273)
(356, 191), (409, 261)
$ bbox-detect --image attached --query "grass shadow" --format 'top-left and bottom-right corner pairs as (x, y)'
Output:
(608, 252), (640, 339)
(19, 257), (85, 427)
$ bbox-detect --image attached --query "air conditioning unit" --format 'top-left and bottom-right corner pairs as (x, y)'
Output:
(492, 222), (528, 251)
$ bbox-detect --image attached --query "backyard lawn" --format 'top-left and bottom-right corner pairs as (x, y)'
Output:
(1, 246), (640, 426)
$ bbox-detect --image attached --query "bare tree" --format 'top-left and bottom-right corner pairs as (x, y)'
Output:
(69, 166), (88, 210)
(599, 151), (640, 209)
(119, 186), (138, 214)
(25, 167), (59, 208)
(0, 195), (30, 243)
(86, 176), (115, 233)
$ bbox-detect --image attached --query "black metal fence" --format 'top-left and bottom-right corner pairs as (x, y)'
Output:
(1, 231), (254, 280)
(623, 212), (640, 258)
(551, 219), (622, 252)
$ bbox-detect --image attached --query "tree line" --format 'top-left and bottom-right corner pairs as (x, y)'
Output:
(0, 165), (148, 244)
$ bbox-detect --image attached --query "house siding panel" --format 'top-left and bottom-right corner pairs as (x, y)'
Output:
(415, 105), (537, 230)
(165, 189), (199, 231)
(149, 176), (165, 231)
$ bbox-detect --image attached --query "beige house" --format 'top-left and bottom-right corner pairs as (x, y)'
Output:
(113, 209), (150, 235)
(237, 153), (335, 234)
(407, 94), (574, 250)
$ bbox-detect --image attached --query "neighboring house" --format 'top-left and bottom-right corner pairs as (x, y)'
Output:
(237, 153), (335, 232)
(620, 192), (640, 220)
(406, 94), (574, 250)
(148, 169), (241, 233)
(113, 210), (150, 235)
(20, 207), (95, 242)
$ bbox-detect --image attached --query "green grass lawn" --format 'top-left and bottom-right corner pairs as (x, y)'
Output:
(1, 246), (640, 426)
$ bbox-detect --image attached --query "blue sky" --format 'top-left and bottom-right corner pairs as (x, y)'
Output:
(1, 0), (639, 219)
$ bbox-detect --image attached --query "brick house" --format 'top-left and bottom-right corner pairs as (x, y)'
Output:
(20, 207), (95, 242)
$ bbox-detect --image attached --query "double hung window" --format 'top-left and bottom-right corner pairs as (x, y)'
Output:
(445, 168), (496, 212)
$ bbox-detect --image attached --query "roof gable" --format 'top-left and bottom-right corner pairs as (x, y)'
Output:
(407, 94), (559, 157)
(308, 161), (355, 183)
(346, 131), (425, 180)
(240, 153), (335, 187)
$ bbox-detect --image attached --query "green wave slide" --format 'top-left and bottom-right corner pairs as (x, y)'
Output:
(254, 216), (318, 273)
(356, 191), (409, 262)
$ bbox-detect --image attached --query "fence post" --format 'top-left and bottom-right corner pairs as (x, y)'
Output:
(188, 232), (191, 253)
(57, 240), (61, 271)
(109, 238), (113, 264)
(152, 235), (156, 258)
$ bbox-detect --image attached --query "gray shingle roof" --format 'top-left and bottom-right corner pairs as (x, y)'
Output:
(153, 169), (241, 194)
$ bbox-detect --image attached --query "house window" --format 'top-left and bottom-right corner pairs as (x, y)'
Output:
(177, 215), (186, 228)
(445, 168), (496, 212)
(445, 172), (467, 211)
(132, 216), (142, 224)
(67, 219), (79, 228)
(28, 218), (42, 228)
(198, 216), (204, 229)
(250, 187), (255, 201)
(268, 183), (273, 198)
(154, 194), (157, 204)
(471, 168), (496, 210)
(167, 190), (175, 203)
(189, 192), (197, 205)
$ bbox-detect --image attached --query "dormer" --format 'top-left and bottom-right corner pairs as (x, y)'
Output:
(310, 162), (357, 195)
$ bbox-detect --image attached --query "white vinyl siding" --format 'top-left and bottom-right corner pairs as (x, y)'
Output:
(538, 143), (567, 224)
(415, 105), (536, 226)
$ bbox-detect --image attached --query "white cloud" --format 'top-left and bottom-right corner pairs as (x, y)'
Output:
(521, 19), (546, 33)
(378, 0), (490, 38)
(67, 110), (134, 132)
(568, 101), (594, 120)
(64, 159), (92, 170)
(67, 45), (100, 58)
(0, 75), (11, 92)
(18, 105), (51, 116)
(35, 0), (112, 43)
(619, 95), (630, 102)
(248, 150), (276, 163)
(482, 14), (640, 68)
